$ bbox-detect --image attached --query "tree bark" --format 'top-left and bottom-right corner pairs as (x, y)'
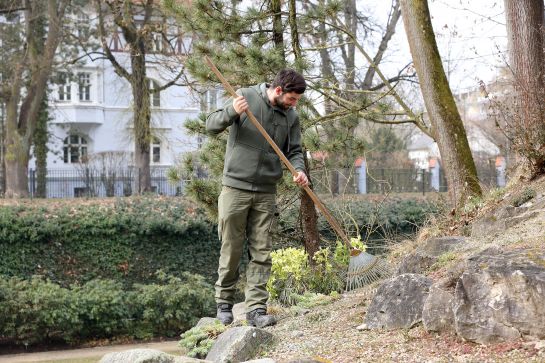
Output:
(131, 37), (152, 193)
(289, 0), (321, 263)
(400, 0), (481, 207)
(271, 0), (284, 54)
(34, 97), (49, 198)
(504, 0), (545, 173)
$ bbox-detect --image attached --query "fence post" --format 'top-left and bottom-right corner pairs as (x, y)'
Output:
(29, 168), (36, 199)
(357, 158), (367, 194)
(381, 168), (385, 194)
(421, 169), (425, 196)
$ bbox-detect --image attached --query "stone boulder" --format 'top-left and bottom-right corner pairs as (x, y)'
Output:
(195, 317), (220, 329)
(363, 274), (432, 329)
(206, 327), (273, 363)
(99, 349), (207, 363)
(422, 283), (455, 333)
(397, 236), (465, 274)
(471, 205), (540, 238)
(453, 247), (545, 344)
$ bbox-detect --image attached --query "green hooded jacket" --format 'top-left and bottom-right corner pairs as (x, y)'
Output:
(206, 83), (305, 193)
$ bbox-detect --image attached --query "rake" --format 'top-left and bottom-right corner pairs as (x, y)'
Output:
(204, 56), (391, 291)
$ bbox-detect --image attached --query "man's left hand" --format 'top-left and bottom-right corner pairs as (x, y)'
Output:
(293, 171), (309, 187)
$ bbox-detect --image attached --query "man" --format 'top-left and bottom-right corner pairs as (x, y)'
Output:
(206, 69), (309, 328)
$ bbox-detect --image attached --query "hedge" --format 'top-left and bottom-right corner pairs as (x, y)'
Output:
(0, 197), (220, 287)
(0, 272), (214, 346)
(0, 196), (441, 286)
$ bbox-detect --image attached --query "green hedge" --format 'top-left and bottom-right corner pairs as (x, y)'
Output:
(277, 197), (442, 248)
(0, 197), (220, 287)
(0, 272), (214, 346)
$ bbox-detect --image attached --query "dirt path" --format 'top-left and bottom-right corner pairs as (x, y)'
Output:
(0, 340), (181, 363)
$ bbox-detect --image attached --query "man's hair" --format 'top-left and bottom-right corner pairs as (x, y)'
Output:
(271, 69), (306, 94)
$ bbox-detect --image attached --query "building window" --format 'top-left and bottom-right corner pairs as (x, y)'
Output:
(151, 137), (161, 164)
(76, 12), (90, 39)
(197, 135), (205, 150)
(200, 89), (218, 113)
(63, 135), (88, 163)
(151, 33), (164, 53)
(58, 73), (71, 101)
(149, 79), (161, 107)
(78, 72), (91, 101)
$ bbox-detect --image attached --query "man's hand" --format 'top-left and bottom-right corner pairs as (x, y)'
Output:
(233, 95), (249, 114)
(293, 171), (309, 187)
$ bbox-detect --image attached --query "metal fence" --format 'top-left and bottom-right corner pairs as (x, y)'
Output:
(311, 168), (447, 195)
(27, 167), (186, 198)
(0, 165), (506, 199)
(311, 166), (502, 195)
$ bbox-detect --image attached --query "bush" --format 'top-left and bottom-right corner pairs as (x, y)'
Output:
(0, 197), (219, 287)
(267, 244), (351, 305)
(132, 271), (215, 338)
(179, 321), (226, 359)
(511, 187), (536, 207)
(0, 272), (215, 346)
(0, 276), (81, 345)
(276, 197), (442, 249)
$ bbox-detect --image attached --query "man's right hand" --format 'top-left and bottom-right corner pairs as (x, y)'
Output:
(233, 95), (249, 115)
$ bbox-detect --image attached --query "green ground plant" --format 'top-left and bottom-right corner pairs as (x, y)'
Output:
(511, 187), (537, 207)
(179, 321), (227, 359)
(267, 241), (362, 306)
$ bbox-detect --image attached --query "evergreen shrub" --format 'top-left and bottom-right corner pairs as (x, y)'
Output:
(277, 197), (442, 247)
(0, 272), (214, 346)
(0, 197), (219, 286)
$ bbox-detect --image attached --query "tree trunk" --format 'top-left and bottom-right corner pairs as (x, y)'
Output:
(34, 97), (49, 198)
(300, 152), (320, 261)
(4, 156), (30, 198)
(271, 0), (284, 53)
(400, 0), (481, 207)
(4, 0), (66, 198)
(289, 0), (321, 263)
(504, 0), (545, 173)
(130, 29), (152, 193)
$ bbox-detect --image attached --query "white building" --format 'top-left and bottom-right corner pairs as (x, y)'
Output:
(27, 8), (219, 197)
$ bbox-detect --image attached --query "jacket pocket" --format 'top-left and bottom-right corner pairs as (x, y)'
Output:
(257, 152), (282, 182)
(225, 143), (260, 180)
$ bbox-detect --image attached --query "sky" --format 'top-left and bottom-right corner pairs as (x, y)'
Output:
(368, 0), (508, 93)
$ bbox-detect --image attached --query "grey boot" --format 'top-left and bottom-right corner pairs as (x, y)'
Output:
(216, 303), (234, 325)
(246, 308), (277, 328)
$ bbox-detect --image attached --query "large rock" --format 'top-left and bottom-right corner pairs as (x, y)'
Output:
(99, 349), (207, 363)
(206, 327), (273, 363)
(471, 205), (539, 238)
(196, 317), (220, 329)
(363, 273), (432, 329)
(422, 284), (455, 332)
(453, 247), (545, 344)
(397, 236), (465, 274)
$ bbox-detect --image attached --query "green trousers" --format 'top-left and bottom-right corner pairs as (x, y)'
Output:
(215, 186), (276, 312)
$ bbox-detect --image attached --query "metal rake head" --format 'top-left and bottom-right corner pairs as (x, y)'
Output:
(346, 251), (392, 291)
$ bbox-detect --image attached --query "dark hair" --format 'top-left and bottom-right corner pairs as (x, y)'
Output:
(271, 69), (306, 94)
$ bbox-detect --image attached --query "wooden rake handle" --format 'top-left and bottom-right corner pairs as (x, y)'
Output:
(204, 56), (355, 251)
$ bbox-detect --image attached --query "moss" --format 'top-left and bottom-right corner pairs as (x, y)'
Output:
(429, 252), (458, 271)
(511, 187), (536, 207)
(527, 251), (545, 268)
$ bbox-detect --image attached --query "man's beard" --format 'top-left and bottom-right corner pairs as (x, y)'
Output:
(274, 95), (291, 110)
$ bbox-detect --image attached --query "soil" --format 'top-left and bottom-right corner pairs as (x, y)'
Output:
(261, 288), (545, 363)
